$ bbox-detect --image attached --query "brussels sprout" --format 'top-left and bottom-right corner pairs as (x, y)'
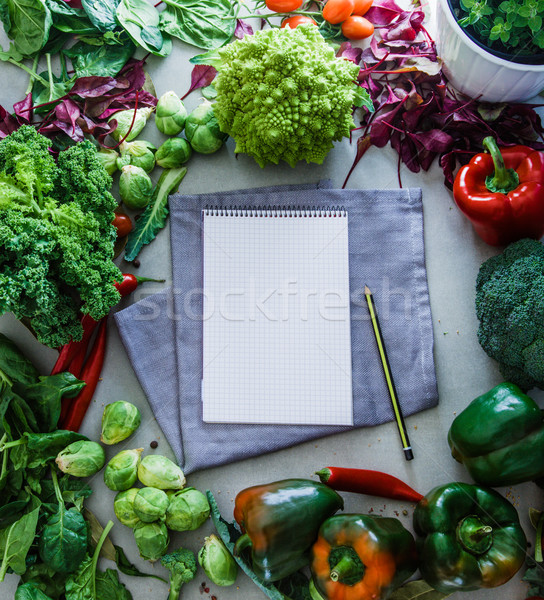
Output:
(109, 107), (154, 142)
(155, 138), (192, 169)
(197, 535), (237, 587)
(133, 521), (169, 562)
(96, 147), (119, 175)
(155, 91), (187, 136)
(55, 440), (105, 477)
(165, 487), (210, 531)
(133, 487), (169, 523)
(137, 455), (185, 490)
(114, 488), (141, 528)
(185, 100), (227, 154)
(101, 400), (141, 445)
(117, 140), (156, 173)
(119, 165), (153, 210)
(104, 448), (143, 491)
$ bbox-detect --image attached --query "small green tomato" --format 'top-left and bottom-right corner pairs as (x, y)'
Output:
(165, 487), (210, 531)
(104, 448), (143, 491)
(55, 440), (105, 477)
(133, 487), (169, 523)
(137, 454), (185, 490)
(119, 165), (153, 210)
(114, 488), (141, 528)
(101, 400), (141, 445)
(155, 91), (187, 136)
(133, 521), (169, 562)
(197, 535), (238, 586)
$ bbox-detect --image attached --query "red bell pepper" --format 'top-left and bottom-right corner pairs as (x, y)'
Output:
(453, 136), (544, 246)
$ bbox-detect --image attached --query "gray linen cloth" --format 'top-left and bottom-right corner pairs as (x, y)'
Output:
(114, 184), (438, 474)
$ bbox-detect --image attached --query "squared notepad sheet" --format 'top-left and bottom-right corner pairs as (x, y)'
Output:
(201, 208), (352, 426)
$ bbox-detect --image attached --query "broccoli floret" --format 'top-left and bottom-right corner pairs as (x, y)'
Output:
(210, 25), (370, 168)
(0, 126), (121, 347)
(160, 548), (197, 600)
(475, 238), (544, 390)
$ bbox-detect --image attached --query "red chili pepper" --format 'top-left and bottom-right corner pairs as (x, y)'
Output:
(60, 317), (108, 432)
(51, 274), (164, 376)
(453, 136), (544, 246)
(315, 467), (424, 503)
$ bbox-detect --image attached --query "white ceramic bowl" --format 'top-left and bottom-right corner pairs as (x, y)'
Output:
(436, 0), (544, 102)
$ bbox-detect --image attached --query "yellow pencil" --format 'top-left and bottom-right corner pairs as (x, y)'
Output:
(365, 285), (414, 461)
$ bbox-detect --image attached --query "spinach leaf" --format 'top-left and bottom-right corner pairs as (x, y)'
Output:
(114, 545), (167, 582)
(158, 0), (235, 50)
(0, 499), (30, 528)
(1, 0), (52, 56)
(80, 0), (119, 32)
(38, 471), (87, 574)
(64, 39), (134, 78)
(20, 562), (67, 600)
(0, 506), (40, 580)
(15, 582), (54, 600)
(14, 372), (85, 432)
(0, 333), (39, 386)
(47, 0), (97, 35)
(124, 166), (187, 262)
(116, 0), (171, 57)
(95, 568), (133, 599)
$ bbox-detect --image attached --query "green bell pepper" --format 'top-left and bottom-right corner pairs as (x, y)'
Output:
(233, 479), (344, 583)
(413, 482), (527, 593)
(448, 382), (544, 486)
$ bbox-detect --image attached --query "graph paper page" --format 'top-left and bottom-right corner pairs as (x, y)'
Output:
(201, 208), (352, 425)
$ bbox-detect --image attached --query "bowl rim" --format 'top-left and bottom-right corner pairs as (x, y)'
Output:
(437, 0), (544, 71)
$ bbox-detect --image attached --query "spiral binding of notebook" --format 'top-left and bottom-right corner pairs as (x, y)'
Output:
(201, 204), (353, 426)
(202, 206), (347, 218)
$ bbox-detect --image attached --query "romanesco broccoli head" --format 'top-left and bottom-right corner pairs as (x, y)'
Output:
(212, 25), (368, 168)
(475, 238), (544, 390)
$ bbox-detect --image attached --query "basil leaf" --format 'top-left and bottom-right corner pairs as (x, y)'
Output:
(64, 39), (134, 77)
(39, 506), (87, 573)
(80, 0), (119, 32)
(116, 0), (171, 57)
(0, 506), (40, 580)
(2, 0), (52, 56)
(158, 0), (235, 50)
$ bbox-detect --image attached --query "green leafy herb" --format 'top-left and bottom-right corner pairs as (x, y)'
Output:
(158, 0), (236, 50)
(124, 166), (187, 262)
(0, 506), (40, 580)
(63, 38), (135, 77)
(80, 0), (119, 32)
(116, 0), (171, 57)
(0, 0), (52, 56)
(14, 582), (55, 600)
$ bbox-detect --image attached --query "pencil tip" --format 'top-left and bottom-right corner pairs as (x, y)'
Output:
(364, 285), (371, 295)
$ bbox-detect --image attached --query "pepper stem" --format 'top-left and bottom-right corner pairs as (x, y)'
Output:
(456, 515), (493, 555)
(483, 136), (520, 194)
(330, 554), (361, 582)
(233, 533), (252, 557)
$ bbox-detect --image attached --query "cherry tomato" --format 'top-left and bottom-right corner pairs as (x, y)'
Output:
(112, 209), (133, 238)
(341, 15), (374, 39)
(322, 0), (354, 24)
(281, 15), (318, 27)
(351, 0), (372, 15)
(265, 0), (303, 11)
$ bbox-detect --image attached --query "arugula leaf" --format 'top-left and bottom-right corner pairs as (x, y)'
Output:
(116, 0), (171, 57)
(0, 506), (40, 580)
(158, 0), (235, 50)
(80, 0), (119, 32)
(63, 39), (135, 78)
(124, 166), (187, 262)
(2, 0), (52, 56)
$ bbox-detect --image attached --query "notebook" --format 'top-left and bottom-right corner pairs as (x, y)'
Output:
(201, 205), (353, 426)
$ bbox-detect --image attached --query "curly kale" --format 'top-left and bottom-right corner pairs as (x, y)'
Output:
(475, 238), (544, 390)
(0, 126), (121, 347)
(160, 548), (197, 600)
